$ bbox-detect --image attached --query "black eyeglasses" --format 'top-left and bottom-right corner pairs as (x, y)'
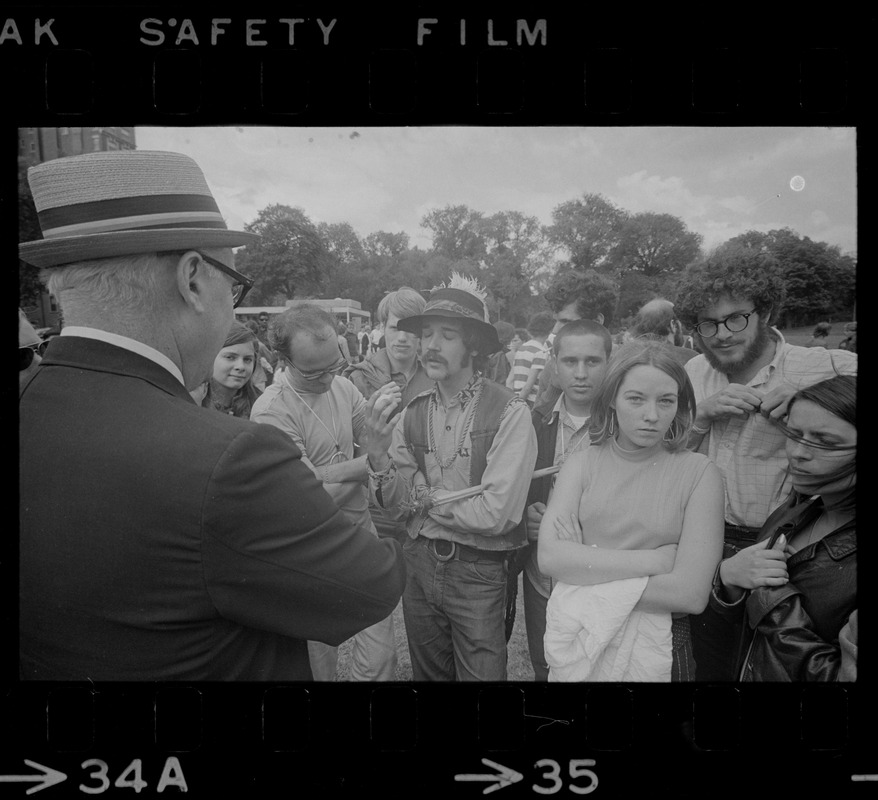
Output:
(196, 252), (255, 308)
(694, 311), (755, 338)
(20, 341), (48, 371)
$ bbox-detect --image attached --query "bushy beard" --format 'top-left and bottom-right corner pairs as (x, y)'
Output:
(700, 321), (773, 376)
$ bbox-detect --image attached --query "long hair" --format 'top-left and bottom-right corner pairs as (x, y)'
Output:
(587, 339), (697, 451)
(780, 375), (856, 512)
(202, 320), (262, 418)
(460, 322), (492, 374)
(789, 374), (856, 428)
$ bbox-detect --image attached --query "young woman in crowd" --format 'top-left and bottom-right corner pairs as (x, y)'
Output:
(706, 374), (857, 681)
(538, 339), (724, 681)
(198, 321), (263, 418)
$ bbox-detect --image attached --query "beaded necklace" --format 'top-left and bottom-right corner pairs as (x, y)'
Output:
(427, 378), (482, 470)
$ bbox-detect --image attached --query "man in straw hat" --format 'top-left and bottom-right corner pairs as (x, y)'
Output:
(18, 150), (405, 681)
(364, 273), (537, 680)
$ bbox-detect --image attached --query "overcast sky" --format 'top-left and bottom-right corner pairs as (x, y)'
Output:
(135, 126), (857, 257)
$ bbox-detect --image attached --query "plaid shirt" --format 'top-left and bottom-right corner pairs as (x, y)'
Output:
(685, 329), (856, 528)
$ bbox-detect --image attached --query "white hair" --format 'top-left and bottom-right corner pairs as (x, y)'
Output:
(41, 252), (204, 314)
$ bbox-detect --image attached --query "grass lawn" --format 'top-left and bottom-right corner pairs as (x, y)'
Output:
(775, 321), (854, 349)
(332, 321), (854, 682)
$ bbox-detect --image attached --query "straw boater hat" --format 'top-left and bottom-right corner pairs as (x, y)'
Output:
(397, 272), (502, 354)
(18, 150), (257, 268)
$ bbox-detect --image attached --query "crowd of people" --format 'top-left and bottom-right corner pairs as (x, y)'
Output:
(19, 149), (857, 683)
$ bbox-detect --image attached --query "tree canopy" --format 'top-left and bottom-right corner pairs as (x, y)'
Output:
(719, 228), (856, 327)
(21, 153), (852, 332)
(544, 193), (628, 273)
(234, 204), (330, 304)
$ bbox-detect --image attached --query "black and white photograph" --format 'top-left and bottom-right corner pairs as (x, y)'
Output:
(18, 125), (858, 683)
(7, 7), (872, 798)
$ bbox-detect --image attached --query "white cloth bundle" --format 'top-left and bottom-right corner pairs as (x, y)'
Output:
(544, 578), (673, 682)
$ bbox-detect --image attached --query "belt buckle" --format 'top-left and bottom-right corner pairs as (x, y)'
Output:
(431, 539), (456, 561)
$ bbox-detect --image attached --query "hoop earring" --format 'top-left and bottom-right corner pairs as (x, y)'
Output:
(607, 412), (616, 437)
(664, 418), (679, 442)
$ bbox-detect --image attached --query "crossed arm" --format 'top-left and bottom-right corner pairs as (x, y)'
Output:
(537, 453), (725, 614)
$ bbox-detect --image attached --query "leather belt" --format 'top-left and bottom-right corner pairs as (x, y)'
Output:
(417, 536), (508, 563)
(724, 523), (761, 541)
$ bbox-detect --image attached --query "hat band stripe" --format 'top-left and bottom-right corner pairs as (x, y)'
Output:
(38, 193), (222, 234)
(425, 288), (487, 320)
(424, 299), (483, 320)
(41, 211), (228, 238)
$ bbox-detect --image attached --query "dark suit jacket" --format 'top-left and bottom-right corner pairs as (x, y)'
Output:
(19, 336), (405, 681)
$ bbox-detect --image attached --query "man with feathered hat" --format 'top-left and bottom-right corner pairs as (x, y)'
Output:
(18, 149), (405, 681)
(364, 273), (537, 680)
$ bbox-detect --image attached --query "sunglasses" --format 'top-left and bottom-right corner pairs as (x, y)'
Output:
(288, 349), (349, 381)
(20, 341), (49, 371)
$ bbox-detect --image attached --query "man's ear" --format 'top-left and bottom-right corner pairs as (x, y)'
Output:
(596, 313), (605, 325)
(175, 251), (209, 312)
(762, 305), (772, 325)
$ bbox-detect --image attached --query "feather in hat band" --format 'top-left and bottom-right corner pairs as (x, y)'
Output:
(422, 292), (488, 323)
(396, 278), (502, 354)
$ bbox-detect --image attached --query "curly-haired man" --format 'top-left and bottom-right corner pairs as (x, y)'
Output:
(674, 244), (857, 681)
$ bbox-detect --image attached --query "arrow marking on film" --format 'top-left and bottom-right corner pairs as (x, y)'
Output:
(0, 760), (67, 795)
(455, 758), (523, 794)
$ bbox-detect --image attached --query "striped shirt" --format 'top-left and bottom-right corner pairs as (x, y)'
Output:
(685, 329), (857, 528)
(512, 339), (549, 404)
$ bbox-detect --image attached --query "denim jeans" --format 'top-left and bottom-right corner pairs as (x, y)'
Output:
(671, 615), (695, 682)
(307, 610), (397, 681)
(402, 536), (508, 681)
(690, 525), (761, 681)
(522, 573), (549, 682)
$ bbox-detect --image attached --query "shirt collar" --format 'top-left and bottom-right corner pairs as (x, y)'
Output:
(61, 326), (185, 386)
(752, 327), (785, 383)
(551, 393), (564, 417)
(554, 394), (589, 430)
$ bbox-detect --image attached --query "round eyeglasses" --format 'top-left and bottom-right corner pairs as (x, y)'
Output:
(694, 311), (755, 338)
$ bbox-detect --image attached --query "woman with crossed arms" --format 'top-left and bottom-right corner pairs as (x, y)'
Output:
(538, 339), (724, 681)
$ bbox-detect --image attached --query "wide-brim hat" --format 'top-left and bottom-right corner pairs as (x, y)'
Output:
(397, 285), (502, 355)
(19, 150), (258, 268)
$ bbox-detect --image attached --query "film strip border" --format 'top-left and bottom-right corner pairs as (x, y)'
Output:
(4, 8), (871, 798)
(1, 683), (873, 794)
(2, 10), (864, 123)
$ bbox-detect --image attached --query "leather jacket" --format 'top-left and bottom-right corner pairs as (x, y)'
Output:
(708, 496), (856, 681)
